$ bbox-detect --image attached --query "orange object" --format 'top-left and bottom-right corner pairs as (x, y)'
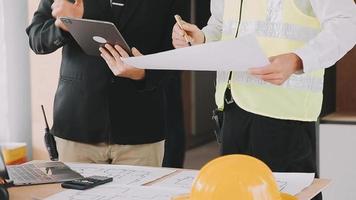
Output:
(172, 155), (296, 200)
(1, 143), (27, 165)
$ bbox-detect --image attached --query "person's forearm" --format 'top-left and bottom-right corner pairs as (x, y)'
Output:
(26, 20), (71, 54)
(201, 0), (224, 42)
(294, 0), (356, 72)
(202, 20), (222, 43)
(26, 0), (72, 54)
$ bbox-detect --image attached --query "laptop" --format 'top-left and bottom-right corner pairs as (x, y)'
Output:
(0, 153), (83, 186)
(60, 17), (132, 56)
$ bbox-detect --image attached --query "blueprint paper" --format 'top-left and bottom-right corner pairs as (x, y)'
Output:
(274, 172), (315, 195)
(123, 35), (270, 71)
(152, 170), (198, 192)
(67, 163), (176, 186)
(46, 164), (315, 200)
(152, 171), (314, 196)
(45, 185), (187, 200)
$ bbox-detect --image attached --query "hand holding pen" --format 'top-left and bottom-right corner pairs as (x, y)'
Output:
(172, 15), (205, 48)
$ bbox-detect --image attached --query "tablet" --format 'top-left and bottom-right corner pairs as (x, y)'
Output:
(60, 17), (132, 56)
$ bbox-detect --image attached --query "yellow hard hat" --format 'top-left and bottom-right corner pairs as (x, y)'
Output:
(173, 155), (296, 200)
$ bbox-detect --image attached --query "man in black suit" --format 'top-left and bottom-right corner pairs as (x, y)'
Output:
(27, 0), (188, 166)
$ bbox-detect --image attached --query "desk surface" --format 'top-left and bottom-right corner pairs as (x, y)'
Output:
(321, 112), (356, 124)
(9, 177), (330, 200)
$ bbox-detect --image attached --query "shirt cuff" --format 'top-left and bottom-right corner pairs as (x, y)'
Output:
(294, 45), (321, 73)
(202, 29), (214, 43)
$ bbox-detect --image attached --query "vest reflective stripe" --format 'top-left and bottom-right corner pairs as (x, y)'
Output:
(239, 22), (320, 41)
(215, 0), (324, 121)
(222, 21), (319, 42)
(232, 72), (323, 92)
(216, 70), (324, 94)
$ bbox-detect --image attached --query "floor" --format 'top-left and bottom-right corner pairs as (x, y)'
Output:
(184, 141), (220, 170)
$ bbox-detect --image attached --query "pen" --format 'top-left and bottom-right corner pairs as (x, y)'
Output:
(174, 15), (192, 46)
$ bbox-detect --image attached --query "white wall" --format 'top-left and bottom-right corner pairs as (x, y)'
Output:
(0, 0), (10, 142)
(319, 124), (356, 200)
(28, 0), (61, 160)
(0, 0), (32, 157)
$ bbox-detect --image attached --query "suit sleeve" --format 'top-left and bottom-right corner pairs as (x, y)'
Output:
(133, 0), (190, 91)
(26, 0), (74, 54)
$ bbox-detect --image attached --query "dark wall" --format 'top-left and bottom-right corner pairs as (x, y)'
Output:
(182, 0), (216, 148)
(321, 46), (356, 117)
(336, 47), (356, 113)
(321, 1), (356, 117)
(320, 66), (336, 117)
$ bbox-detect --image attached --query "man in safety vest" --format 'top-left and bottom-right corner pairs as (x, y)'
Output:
(172, 0), (356, 199)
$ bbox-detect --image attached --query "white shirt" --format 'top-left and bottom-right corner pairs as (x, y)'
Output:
(202, 0), (356, 73)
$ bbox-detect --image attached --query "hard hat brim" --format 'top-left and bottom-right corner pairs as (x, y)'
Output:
(171, 194), (190, 200)
(281, 193), (298, 200)
(172, 193), (297, 200)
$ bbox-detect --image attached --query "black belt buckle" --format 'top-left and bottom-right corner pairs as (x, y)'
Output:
(212, 108), (223, 144)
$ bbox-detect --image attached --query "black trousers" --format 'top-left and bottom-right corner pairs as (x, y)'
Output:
(221, 102), (322, 200)
(162, 74), (186, 168)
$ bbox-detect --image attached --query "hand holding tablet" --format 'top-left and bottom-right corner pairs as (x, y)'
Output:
(60, 17), (145, 80)
(99, 44), (145, 80)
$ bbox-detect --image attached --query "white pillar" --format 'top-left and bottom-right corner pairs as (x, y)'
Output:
(0, 0), (32, 158)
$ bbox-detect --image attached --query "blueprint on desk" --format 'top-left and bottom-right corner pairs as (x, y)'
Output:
(67, 163), (176, 186)
(45, 185), (186, 200)
(45, 163), (315, 200)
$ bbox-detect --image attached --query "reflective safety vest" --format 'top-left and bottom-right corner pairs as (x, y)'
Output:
(216, 0), (324, 121)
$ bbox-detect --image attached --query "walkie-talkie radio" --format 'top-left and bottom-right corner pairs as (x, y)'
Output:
(41, 105), (59, 161)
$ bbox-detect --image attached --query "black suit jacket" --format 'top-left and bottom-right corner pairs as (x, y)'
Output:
(26, 0), (188, 144)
